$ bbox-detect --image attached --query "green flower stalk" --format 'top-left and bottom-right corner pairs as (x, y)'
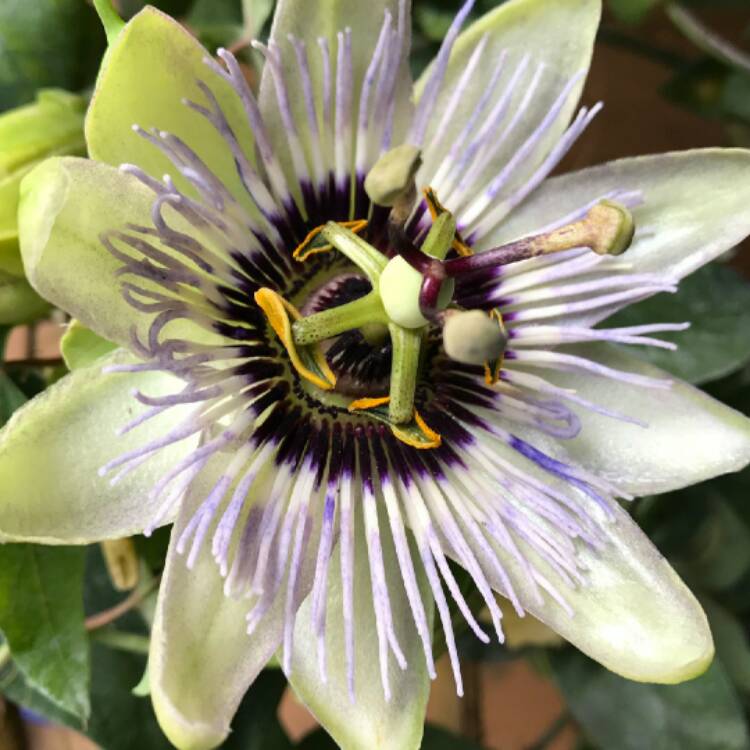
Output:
(3, 1), (750, 748)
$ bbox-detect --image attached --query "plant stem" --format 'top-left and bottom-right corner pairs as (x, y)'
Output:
(84, 576), (160, 631)
(90, 628), (150, 655)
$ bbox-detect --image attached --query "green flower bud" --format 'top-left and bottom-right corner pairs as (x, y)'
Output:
(443, 309), (508, 365)
(0, 89), (86, 279)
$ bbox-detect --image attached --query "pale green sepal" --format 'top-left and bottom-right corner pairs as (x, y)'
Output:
(286, 515), (432, 750)
(0, 349), (197, 544)
(18, 156), (216, 352)
(94, 0), (126, 46)
(443, 461), (713, 683)
(513, 344), (750, 496)
(261, 0), (413, 193)
(86, 6), (256, 208)
(490, 149), (750, 326)
(19, 156), (151, 349)
(416, 0), (600, 198)
(150, 460), (322, 750)
(61, 319), (118, 371)
(132, 665), (151, 697)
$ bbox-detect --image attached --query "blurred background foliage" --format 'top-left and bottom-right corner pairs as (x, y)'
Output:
(1, 0), (750, 749)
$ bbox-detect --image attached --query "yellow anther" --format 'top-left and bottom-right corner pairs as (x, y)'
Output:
(484, 310), (507, 386)
(254, 288), (337, 391)
(348, 395), (391, 412)
(348, 395), (441, 450)
(395, 411), (442, 450)
(423, 187), (472, 257)
(293, 220), (368, 262)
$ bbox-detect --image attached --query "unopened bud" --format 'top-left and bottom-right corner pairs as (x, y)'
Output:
(0, 89), (85, 277)
(443, 310), (508, 366)
(364, 144), (422, 207)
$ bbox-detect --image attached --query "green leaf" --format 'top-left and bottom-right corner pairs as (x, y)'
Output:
(0, 371), (27, 426)
(186, 0), (245, 52)
(607, 0), (662, 25)
(0, 273), (49, 326)
(295, 730), (338, 750)
(87, 641), (170, 750)
(1, 655), (80, 729)
(0, 89), (86, 278)
(82, 544), (168, 749)
(242, 0), (274, 38)
(678, 498), (750, 591)
(662, 59), (731, 120)
(414, 7), (456, 42)
(608, 264), (750, 384)
(722, 71), (750, 123)
(551, 649), (749, 750)
(702, 598), (750, 694)
(223, 670), (292, 750)
(0, 544), (89, 721)
(0, 0), (104, 109)
(189, 0), (243, 24)
(420, 725), (484, 749)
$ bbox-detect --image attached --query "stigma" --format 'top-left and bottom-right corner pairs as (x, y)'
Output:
(253, 146), (635, 449)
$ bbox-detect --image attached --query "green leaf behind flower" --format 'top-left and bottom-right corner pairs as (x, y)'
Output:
(607, 263), (750, 384)
(0, 0), (104, 109)
(551, 649), (748, 750)
(607, 0), (662, 25)
(0, 544), (89, 721)
(0, 371), (26, 425)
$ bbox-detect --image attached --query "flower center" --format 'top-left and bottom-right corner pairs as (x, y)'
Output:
(252, 147), (636, 450)
(301, 272), (392, 398)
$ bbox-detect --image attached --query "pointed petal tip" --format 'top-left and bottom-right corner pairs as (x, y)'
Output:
(152, 687), (229, 750)
(607, 594), (715, 686)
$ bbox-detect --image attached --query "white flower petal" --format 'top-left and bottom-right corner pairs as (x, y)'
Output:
(259, 0), (413, 196)
(509, 343), (750, 496)
(489, 149), (750, 326)
(0, 350), (195, 544)
(417, 0), (600, 217)
(87, 6), (254, 202)
(286, 514), (432, 750)
(485, 499), (714, 683)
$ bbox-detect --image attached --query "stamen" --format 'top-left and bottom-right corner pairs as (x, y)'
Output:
(443, 309), (508, 366)
(254, 288), (337, 390)
(292, 219), (367, 262)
